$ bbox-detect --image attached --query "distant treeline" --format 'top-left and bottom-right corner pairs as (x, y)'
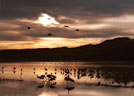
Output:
(0, 37), (134, 62)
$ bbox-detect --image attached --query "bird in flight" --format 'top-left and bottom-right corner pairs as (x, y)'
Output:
(64, 25), (80, 32)
(47, 33), (54, 36)
(76, 29), (79, 31)
(64, 25), (70, 28)
(27, 27), (31, 30)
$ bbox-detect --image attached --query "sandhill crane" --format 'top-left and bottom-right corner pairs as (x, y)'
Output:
(13, 67), (16, 70)
(47, 33), (55, 36)
(2, 67), (4, 70)
(64, 76), (75, 83)
(33, 68), (36, 71)
(44, 68), (47, 71)
(27, 27), (31, 30)
(47, 74), (56, 81)
(37, 75), (45, 79)
(76, 29), (79, 31)
(64, 25), (69, 28)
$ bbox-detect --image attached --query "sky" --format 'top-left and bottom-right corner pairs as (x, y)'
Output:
(0, 0), (134, 49)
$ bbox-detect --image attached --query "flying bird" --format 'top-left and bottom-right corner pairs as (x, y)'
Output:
(64, 25), (70, 28)
(27, 27), (31, 30)
(76, 29), (79, 31)
(47, 33), (54, 36)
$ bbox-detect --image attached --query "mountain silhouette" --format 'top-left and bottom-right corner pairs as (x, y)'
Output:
(0, 37), (134, 62)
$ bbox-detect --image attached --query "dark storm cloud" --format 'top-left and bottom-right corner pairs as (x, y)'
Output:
(1, 0), (134, 20)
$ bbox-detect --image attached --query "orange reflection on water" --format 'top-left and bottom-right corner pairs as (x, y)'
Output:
(1, 62), (134, 96)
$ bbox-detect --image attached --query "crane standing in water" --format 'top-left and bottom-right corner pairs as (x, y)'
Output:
(64, 75), (75, 83)
(37, 75), (45, 80)
(47, 74), (56, 81)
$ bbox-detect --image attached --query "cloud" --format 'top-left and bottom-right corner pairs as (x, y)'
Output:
(1, 0), (134, 20)
(0, 15), (134, 40)
(0, 0), (134, 49)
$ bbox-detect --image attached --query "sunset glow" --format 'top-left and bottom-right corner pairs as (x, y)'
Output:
(1, 1), (134, 96)
(36, 13), (59, 26)
(35, 37), (102, 48)
(0, 0), (134, 49)
(39, 94), (50, 96)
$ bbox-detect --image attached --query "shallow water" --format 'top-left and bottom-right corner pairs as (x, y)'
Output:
(0, 62), (134, 96)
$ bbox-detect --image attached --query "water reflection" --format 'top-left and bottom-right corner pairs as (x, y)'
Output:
(0, 62), (134, 96)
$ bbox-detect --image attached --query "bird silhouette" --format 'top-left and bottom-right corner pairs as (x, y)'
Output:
(96, 72), (101, 79)
(45, 72), (47, 75)
(64, 76), (75, 83)
(13, 67), (16, 70)
(65, 69), (70, 74)
(13, 70), (16, 74)
(47, 74), (56, 81)
(2, 67), (4, 70)
(27, 27), (31, 30)
(37, 75), (45, 79)
(76, 29), (79, 31)
(44, 68), (47, 71)
(2, 70), (4, 74)
(64, 25), (69, 28)
(33, 68), (36, 71)
(47, 33), (54, 36)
